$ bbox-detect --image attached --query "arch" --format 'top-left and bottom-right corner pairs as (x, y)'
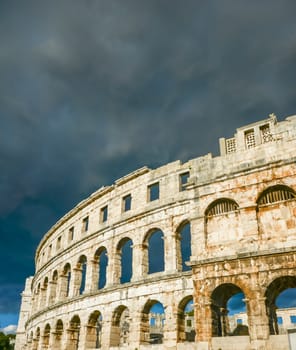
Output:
(257, 184), (296, 206)
(205, 199), (240, 247)
(205, 198), (239, 217)
(265, 276), (296, 335)
(67, 315), (81, 350)
(177, 296), (195, 342)
(62, 263), (71, 298)
(211, 283), (247, 337)
(116, 237), (133, 284)
(256, 185), (296, 241)
(144, 229), (165, 274)
(43, 323), (51, 348)
(94, 247), (108, 289)
(176, 221), (191, 271)
(32, 327), (40, 350)
(76, 255), (87, 295)
(52, 319), (63, 350)
(49, 270), (58, 305)
(141, 300), (165, 344)
(110, 305), (130, 347)
(86, 311), (102, 349)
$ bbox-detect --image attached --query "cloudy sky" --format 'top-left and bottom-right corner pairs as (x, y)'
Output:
(1, 0), (296, 328)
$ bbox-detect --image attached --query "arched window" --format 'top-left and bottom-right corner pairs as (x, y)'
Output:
(145, 229), (165, 274)
(110, 306), (130, 347)
(257, 185), (296, 206)
(43, 324), (50, 348)
(49, 270), (58, 305)
(117, 238), (133, 284)
(87, 311), (102, 349)
(67, 315), (80, 350)
(177, 296), (195, 342)
(211, 283), (248, 337)
(206, 198), (239, 217)
(62, 263), (71, 298)
(53, 320), (63, 349)
(265, 276), (296, 335)
(77, 255), (87, 295)
(94, 247), (108, 289)
(141, 300), (165, 344)
(176, 221), (191, 271)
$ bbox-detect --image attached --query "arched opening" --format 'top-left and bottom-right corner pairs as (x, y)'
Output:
(52, 320), (63, 350)
(49, 270), (58, 305)
(176, 221), (191, 271)
(116, 237), (133, 284)
(144, 229), (164, 274)
(67, 315), (81, 350)
(86, 311), (102, 348)
(177, 296), (195, 342)
(28, 331), (33, 348)
(94, 247), (108, 289)
(42, 277), (49, 308)
(33, 327), (40, 350)
(257, 185), (296, 206)
(110, 306), (130, 347)
(141, 300), (165, 344)
(35, 283), (41, 312)
(265, 276), (296, 335)
(205, 199), (239, 247)
(62, 263), (71, 298)
(76, 255), (87, 295)
(43, 324), (50, 348)
(211, 283), (248, 337)
(257, 185), (296, 241)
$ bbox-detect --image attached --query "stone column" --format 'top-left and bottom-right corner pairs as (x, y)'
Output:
(190, 217), (206, 261)
(88, 259), (99, 292)
(194, 279), (212, 348)
(128, 310), (143, 348)
(47, 280), (57, 305)
(100, 316), (112, 350)
(57, 274), (69, 301)
(131, 243), (146, 281)
(164, 230), (178, 273)
(245, 290), (270, 350)
(163, 303), (178, 348)
(70, 267), (82, 298)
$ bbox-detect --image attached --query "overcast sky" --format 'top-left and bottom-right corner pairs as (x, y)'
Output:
(1, 0), (296, 328)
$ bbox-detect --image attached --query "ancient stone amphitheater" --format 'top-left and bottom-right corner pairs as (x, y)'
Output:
(16, 114), (296, 350)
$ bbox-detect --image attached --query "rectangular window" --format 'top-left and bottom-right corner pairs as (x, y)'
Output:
(56, 236), (61, 251)
(48, 244), (52, 259)
(290, 315), (296, 324)
(245, 129), (256, 149)
(236, 318), (243, 325)
(68, 227), (74, 242)
(277, 316), (283, 325)
(186, 319), (192, 327)
(101, 206), (108, 223)
(122, 194), (132, 212)
(82, 216), (89, 232)
(260, 124), (272, 143)
(148, 182), (159, 201)
(179, 171), (190, 191)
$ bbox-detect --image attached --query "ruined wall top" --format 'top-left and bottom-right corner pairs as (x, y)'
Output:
(35, 114), (296, 263)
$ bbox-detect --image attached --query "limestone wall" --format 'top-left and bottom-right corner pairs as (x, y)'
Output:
(16, 114), (296, 350)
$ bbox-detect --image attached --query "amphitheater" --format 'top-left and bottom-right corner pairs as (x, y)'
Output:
(16, 114), (296, 350)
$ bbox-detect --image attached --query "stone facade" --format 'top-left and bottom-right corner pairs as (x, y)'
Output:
(15, 114), (296, 350)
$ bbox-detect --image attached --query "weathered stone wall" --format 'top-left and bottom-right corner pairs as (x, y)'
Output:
(16, 114), (296, 350)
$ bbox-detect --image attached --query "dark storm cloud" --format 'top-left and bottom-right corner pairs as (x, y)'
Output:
(1, 0), (296, 319)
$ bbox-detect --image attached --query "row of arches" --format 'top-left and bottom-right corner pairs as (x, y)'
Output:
(26, 275), (296, 349)
(32, 223), (191, 313)
(27, 297), (195, 349)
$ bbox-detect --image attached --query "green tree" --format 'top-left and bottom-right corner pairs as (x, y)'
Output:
(0, 332), (10, 350)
